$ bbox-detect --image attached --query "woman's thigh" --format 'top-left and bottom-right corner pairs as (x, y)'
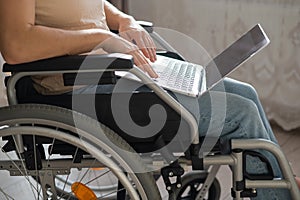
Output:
(197, 89), (270, 141)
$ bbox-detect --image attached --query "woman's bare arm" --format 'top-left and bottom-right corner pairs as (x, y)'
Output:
(104, 0), (133, 31)
(0, 0), (115, 64)
(0, 0), (157, 77)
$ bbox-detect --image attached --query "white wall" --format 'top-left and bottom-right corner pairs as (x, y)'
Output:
(128, 0), (300, 130)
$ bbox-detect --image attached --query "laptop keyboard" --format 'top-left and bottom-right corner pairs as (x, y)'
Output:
(115, 55), (206, 97)
(160, 60), (197, 92)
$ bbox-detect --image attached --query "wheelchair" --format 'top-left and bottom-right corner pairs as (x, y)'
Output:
(0, 22), (299, 200)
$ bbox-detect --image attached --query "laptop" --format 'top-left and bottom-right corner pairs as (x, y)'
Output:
(116, 24), (270, 97)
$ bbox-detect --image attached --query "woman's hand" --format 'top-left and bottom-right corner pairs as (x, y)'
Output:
(118, 17), (157, 62)
(99, 33), (158, 78)
(117, 17), (158, 78)
(128, 48), (158, 78)
(103, 2), (157, 78)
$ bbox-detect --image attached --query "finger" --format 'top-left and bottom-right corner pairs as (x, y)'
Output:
(120, 30), (155, 61)
(133, 36), (151, 59)
(133, 51), (158, 78)
(139, 47), (151, 60)
(133, 54), (146, 72)
(141, 35), (154, 61)
(145, 63), (159, 78)
(144, 35), (157, 62)
(142, 62), (158, 78)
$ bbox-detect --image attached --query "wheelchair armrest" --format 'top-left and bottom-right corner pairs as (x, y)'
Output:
(3, 53), (134, 73)
(111, 20), (153, 34)
(137, 21), (153, 33)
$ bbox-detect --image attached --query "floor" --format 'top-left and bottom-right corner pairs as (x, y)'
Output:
(274, 124), (300, 177)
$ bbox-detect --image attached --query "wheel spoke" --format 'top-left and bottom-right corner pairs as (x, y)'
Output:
(0, 104), (160, 200)
(1, 145), (41, 199)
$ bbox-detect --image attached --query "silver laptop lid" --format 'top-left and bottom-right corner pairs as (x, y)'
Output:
(205, 24), (270, 89)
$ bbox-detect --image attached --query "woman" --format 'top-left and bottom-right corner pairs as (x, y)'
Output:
(0, 0), (298, 199)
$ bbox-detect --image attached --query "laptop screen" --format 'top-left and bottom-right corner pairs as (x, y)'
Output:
(205, 24), (270, 89)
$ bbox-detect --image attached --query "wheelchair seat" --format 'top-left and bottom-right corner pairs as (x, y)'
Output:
(13, 76), (194, 153)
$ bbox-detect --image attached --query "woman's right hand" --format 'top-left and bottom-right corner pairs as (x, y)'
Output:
(99, 34), (158, 78)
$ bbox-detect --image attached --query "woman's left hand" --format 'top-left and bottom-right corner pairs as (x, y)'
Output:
(118, 17), (157, 63)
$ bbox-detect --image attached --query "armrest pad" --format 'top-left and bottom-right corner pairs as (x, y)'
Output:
(137, 21), (153, 33)
(3, 53), (134, 73)
(110, 20), (153, 34)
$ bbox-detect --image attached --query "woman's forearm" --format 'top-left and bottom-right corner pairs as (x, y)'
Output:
(104, 1), (134, 31)
(1, 24), (114, 64)
(0, 0), (116, 64)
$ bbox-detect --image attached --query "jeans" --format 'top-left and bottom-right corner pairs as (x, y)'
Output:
(72, 77), (290, 199)
(197, 78), (290, 200)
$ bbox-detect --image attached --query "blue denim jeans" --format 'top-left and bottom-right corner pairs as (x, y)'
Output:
(196, 78), (290, 200)
(73, 77), (291, 199)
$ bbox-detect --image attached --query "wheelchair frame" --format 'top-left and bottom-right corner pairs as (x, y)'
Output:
(1, 22), (299, 200)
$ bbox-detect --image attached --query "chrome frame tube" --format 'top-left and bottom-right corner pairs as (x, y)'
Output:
(196, 165), (221, 200)
(231, 150), (243, 200)
(246, 179), (290, 189)
(231, 139), (300, 199)
(203, 155), (235, 166)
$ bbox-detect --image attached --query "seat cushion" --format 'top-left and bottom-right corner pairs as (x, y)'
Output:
(15, 77), (192, 153)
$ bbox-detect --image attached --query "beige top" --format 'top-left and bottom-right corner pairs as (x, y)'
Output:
(32, 0), (109, 95)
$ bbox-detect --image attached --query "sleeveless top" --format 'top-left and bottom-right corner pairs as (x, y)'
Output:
(32, 0), (109, 95)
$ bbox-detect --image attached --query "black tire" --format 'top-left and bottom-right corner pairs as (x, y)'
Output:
(174, 171), (221, 200)
(0, 104), (161, 200)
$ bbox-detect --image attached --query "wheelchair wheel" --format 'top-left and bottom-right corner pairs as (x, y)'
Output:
(174, 171), (221, 200)
(0, 104), (161, 200)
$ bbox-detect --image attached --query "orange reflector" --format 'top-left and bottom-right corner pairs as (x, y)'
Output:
(91, 167), (105, 171)
(71, 182), (97, 200)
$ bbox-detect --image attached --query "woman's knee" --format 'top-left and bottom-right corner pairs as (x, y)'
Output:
(223, 78), (259, 101)
(227, 93), (259, 118)
(201, 90), (259, 122)
(239, 82), (258, 100)
(199, 91), (262, 135)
